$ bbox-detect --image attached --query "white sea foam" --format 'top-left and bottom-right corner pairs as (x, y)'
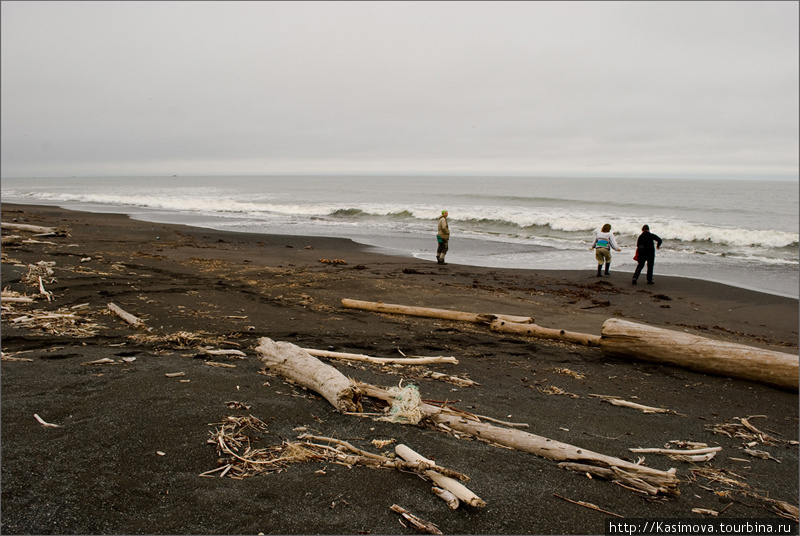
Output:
(3, 175), (797, 297)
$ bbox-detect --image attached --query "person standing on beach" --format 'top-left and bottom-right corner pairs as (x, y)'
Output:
(437, 210), (450, 265)
(632, 224), (663, 285)
(591, 223), (621, 277)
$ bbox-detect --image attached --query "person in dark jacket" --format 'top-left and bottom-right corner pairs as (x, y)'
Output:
(632, 224), (662, 285)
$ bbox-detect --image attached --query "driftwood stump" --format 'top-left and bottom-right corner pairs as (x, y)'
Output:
(255, 338), (362, 413)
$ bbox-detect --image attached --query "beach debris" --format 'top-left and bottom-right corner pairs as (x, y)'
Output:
(319, 258), (347, 265)
(629, 445), (721, 463)
(589, 394), (684, 415)
(198, 347), (247, 359)
(491, 318), (602, 347)
(371, 438), (395, 449)
(157, 451), (166, 456)
(743, 448), (781, 462)
(422, 371), (479, 387)
(395, 443), (486, 507)
(341, 298), (534, 325)
(128, 330), (231, 348)
(1, 222), (69, 236)
(390, 504), (443, 535)
(1, 290), (35, 303)
(553, 368), (586, 380)
(253, 339), (681, 496)
(1, 352), (34, 362)
(107, 302), (146, 329)
(553, 493), (623, 518)
(692, 508), (719, 516)
(689, 467), (798, 522)
(303, 347), (458, 366)
(23, 261), (55, 284)
(377, 382), (425, 425)
(121, 356), (136, 363)
(165, 372), (185, 378)
(537, 385), (579, 398)
(432, 487), (460, 509)
(600, 318), (799, 391)
(256, 337), (363, 413)
(33, 414), (60, 427)
(205, 361), (237, 368)
(81, 358), (116, 366)
(705, 416), (796, 446)
(225, 401), (251, 410)
(357, 381), (680, 496)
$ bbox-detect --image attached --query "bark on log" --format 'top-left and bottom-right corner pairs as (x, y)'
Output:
(600, 319), (798, 391)
(255, 338), (362, 413)
(303, 348), (458, 365)
(107, 302), (144, 328)
(341, 298), (533, 325)
(395, 444), (486, 507)
(490, 319), (601, 346)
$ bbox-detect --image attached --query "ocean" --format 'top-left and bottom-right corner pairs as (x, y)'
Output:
(2, 175), (798, 298)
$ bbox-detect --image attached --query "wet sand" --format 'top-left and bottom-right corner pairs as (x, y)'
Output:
(1, 203), (798, 535)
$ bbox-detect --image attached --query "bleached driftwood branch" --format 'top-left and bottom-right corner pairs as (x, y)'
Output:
(341, 298), (534, 325)
(395, 444), (486, 507)
(303, 348), (457, 365)
(108, 302), (145, 328)
(390, 505), (442, 535)
(490, 318), (601, 346)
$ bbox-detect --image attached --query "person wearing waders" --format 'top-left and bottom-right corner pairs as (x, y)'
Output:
(591, 223), (620, 276)
(436, 210), (450, 265)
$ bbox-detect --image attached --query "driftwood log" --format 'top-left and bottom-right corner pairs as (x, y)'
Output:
(1, 222), (61, 235)
(490, 319), (601, 346)
(107, 302), (145, 328)
(255, 338), (362, 413)
(341, 298), (533, 325)
(303, 348), (457, 365)
(255, 338), (679, 496)
(395, 444), (486, 507)
(600, 319), (799, 391)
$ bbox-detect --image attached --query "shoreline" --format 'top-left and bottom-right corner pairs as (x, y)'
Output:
(1, 203), (797, 534)
(5, 198), (798, 299)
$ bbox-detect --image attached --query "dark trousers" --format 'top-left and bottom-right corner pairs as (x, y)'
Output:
(633, 256), (655, 282)
(437, 237), (449, 259)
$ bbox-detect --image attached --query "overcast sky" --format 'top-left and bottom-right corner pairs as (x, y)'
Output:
(2, 1), (798, 179)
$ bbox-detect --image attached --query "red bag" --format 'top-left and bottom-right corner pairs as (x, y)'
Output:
(633, 249), (639, 261)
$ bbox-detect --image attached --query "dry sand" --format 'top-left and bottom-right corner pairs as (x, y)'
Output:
(1, 203), (798, 535)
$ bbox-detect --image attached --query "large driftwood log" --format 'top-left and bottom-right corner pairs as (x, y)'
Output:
(600, 319), (798, 391)
(490, 319), (601, 346)
(255, 338), (362, 413)
(341, 298), (533, 324)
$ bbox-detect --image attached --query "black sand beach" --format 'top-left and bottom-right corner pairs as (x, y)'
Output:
(1, 204), (798, 535)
